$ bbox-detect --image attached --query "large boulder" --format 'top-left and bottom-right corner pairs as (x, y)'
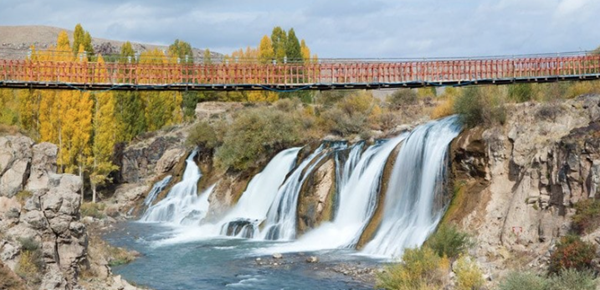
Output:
(155, 148), (186, 174)
(0, 135), (33, 197)
(121, 136), (183, 183)
(27, 142), (58, 192)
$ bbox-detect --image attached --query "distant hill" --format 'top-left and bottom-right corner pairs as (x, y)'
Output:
(0, 25), (221, 61)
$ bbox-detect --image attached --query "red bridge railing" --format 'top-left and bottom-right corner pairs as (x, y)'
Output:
(1, 53), (599, 91)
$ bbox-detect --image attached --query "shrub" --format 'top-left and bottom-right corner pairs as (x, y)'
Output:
(80, 202), (106, 219)
(186, 120), (219, 150)
(274, 97), (301, 112)
(425, 224), (471, 260)
(548, 235), (597, 274)
(377, 246), (450, 290)
(548, 268), (598, 290)
(498, 271), (548, 290)
(387, 89), (418, 109)
(508, 83), (533, 103)
(454, 87), (506, 128)
(320, 92), (379, 137)
(15, 238), (43, 284)
(215, 107), (305, 170)
(572, 199), (600, 235)
(454, 256), (485, 290)
(107, 245), (136, 267)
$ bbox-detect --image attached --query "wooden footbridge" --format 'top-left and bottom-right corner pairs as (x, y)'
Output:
(1, 52), (599, 91)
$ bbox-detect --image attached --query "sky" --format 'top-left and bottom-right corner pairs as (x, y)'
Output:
(1, 0), (599, 59)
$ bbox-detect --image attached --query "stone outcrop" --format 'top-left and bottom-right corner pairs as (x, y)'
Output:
(0, 135), (33, 197)
(0, 135), (142, 290)
(297, 157), (336, 235)
(154, 148), (186, 175)
(449, 95), (600, 275)
(121, 135), (184, 183)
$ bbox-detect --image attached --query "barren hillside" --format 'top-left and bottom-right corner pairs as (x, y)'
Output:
(0, 25), (221, 61)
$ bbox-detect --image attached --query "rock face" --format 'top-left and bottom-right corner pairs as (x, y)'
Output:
(450, 95), (600, 274)
(297, 157), (337, 235)
(0, 135), (142, 290)
(27, 142), (58, 192)
(121, 135), (184, 183)
(0, 135), (33, 197)
(2, 173), (86, 290)
(155, 148), (186, 175)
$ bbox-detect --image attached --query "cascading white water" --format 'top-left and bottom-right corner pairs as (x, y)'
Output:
(219, 147), (301, 238)
(363, 116), (461, 257)
(140, 150), (214, 225)
(262, 135), (406, 253)
(261, 143), (347, 240)
(143, 175), (172, 207)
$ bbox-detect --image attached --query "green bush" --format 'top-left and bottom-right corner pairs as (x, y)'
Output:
(186, 120), (219, 150)
(498, 271), (548, 290)
(320, 92), (378, 137)
(548, 268), (598, 290)
(80, 202), (106, 219)
(572, 199), (600, 235)
(548, 235), (597, 274)
(215, 107), (304, 171)
(508, 83), (533, 103)
(454, 87), (506, 128)
(377, 246), (450, 290)
(387, 89), (418, 109)
(425, 224), (471, 260)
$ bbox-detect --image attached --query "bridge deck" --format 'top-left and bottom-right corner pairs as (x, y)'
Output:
(1, 54), (599, 91)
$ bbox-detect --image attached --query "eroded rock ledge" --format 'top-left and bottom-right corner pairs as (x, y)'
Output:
(448, 94), (600, 277)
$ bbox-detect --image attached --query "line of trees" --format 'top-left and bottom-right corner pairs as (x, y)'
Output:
(0, 24), (321, 202)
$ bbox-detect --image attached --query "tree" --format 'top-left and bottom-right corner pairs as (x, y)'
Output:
(271, 27), (287, 63)
(90, 54), (118, 202)
(120, 41), (135, 63)
(285, 28), (302, 63)
(203, 48), (212, 64)
(258, 35), (274, 64)
(72, 24), (84, 57)
(300, 39), (311, 62)
(168, 39), (193, 64)
(83, 31), (94, 59)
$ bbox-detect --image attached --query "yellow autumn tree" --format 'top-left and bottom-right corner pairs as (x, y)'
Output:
(90, 54), (118, 202)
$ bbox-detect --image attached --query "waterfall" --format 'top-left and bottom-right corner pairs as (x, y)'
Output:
(362, 116), (461, 257)
(219, 147), (301, 238)
(140, 150), (214, 225)
(265, 134), (406, 253)
(143, 175), (172, 207)
(261, 142), (347, 240)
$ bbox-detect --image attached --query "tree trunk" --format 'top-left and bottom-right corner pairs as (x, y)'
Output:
(91, 182), (97, 204)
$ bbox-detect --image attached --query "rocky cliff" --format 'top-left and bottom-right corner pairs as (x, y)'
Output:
(448, 94), (600, 277)
(0, 136), (140, 290)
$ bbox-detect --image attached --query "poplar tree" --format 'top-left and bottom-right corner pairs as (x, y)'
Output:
(258, 35), (274, 64)
(72, 24), (85, 57)
(285, 28), (302, 63)
(300, 39), (311, 62)
(271, 27), (287, 63)
(90, 54), (118, 202)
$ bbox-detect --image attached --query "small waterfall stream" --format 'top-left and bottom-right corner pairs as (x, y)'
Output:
(261, 143), (348, 240)
(219, 147), (301, 238)
(140, 150), (214, 225)
(363, 116), (461, 257)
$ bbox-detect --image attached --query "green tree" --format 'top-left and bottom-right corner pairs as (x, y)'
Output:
(83, 31), (94, 59)
(285, 28), (302, 63)
(203, 48), (212, 64)
(72, 24), (84, 57)
(271, 26), (287, 63)
(120, 41), (135, 63)
(115, 91), (146, 142)
(168, 39), (193, 64)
